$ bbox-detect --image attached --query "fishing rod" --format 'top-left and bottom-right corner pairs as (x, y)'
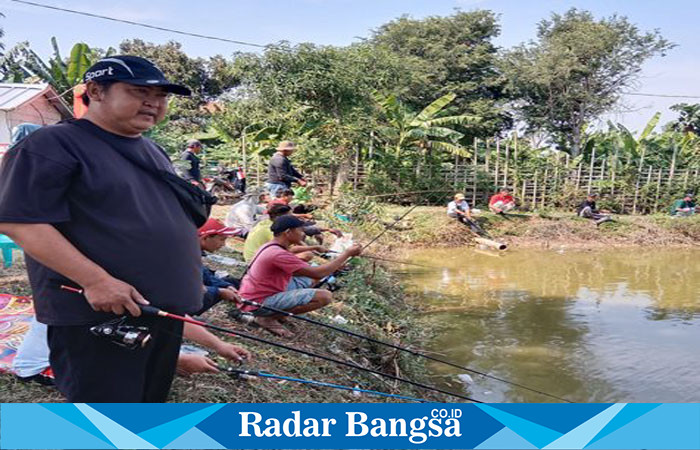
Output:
(138, 305), (480, 403)
(362, 204), (420, 250)
(238, 298), (572, 403)
(223, 367), (427, 403)
(321, 250), (439, 269)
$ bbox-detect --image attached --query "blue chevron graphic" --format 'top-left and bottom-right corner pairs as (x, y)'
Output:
(544, 403), (625, 449)
(1, 404), (114, 449)
(586, 404), (700, 449)
(585, 403), (660, 446)
(41, 404), (114, 446)
(476, 404), (562, 448)
(75, 404), (157, 449)
(138, 404), (225, 448)
(164, 427), (226, 449)
(475, 426), (538, 449)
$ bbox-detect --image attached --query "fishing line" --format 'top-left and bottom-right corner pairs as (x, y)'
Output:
(238, 299), (573, 403)
(223, 367), (427, 403)
(139, 305), (480, 403)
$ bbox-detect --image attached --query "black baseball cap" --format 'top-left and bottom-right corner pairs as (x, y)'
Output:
(82, 55), (191, 96)
(270, 215), (306, 234)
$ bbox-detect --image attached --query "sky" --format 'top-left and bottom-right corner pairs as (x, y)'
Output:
(2, 0), (699, 132)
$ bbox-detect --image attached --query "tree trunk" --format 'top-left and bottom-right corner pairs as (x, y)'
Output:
(570, 126), (582, 158)
(333, 146), (352, 196)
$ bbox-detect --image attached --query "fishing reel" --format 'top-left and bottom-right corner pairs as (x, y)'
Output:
(90, 317), (152, 350)
(223, 366), (258, 382)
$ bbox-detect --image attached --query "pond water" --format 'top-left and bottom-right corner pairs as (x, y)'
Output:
(398, 248), (700, 402)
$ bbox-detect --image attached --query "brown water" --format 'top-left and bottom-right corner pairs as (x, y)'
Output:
(399, 248), (700, 403)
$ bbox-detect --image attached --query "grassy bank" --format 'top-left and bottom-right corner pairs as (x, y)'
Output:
(0, 245), (446, 403)
(352, 205), (700, 251)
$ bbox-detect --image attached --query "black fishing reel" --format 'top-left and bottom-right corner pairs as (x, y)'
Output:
(90, 317), (152, 350)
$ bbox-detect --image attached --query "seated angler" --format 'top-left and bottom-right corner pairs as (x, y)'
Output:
(670, 193), (696, 217)
(577, 193), (612, 226)
(267, 188), (341, 244)
(196, 218), (245, 315)
(238, 215), (361, 337)
(243, 204), (327, 263)
(224, 190), (270, 238)
(489, 187), (516, 214)
(447, 193), (473, 225)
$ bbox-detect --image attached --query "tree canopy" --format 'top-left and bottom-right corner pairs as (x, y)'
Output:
(501, 8), (674, 156)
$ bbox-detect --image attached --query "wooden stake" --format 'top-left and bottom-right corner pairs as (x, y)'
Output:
(485, 138), (490, 172)
(503, 141), (510, 187)
(575, 163), (582, 190)
(654, 167), (662, 213)
(542, 166), (549, 208)
(532, 170), (538, 207)
(494, 137), (500, 189)
(587, 146), (596, 194)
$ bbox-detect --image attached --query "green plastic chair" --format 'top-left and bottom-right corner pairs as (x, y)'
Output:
(0, 234), (21, 268)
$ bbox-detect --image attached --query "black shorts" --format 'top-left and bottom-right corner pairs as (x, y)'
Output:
(47, 316), (183, 402)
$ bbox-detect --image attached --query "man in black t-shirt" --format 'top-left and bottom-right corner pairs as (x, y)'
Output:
(180, 138), (202, 184)
(577, 193), (612, 226)
(266, 141), (307, 198)
(0, 56), (201, 402)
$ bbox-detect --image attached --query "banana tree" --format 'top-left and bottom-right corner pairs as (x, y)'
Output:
(376, 93), (478, 158)
(1, 39), (105, 103)
(616, 112), (661, 170)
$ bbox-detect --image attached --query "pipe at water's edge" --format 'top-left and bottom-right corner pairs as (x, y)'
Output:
(474, 237), (508, 251)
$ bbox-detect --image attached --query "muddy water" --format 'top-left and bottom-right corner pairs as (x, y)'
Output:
(398, 248), (700, 402)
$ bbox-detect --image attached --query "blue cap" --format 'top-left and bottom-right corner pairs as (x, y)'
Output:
(83, 55), (191, 96)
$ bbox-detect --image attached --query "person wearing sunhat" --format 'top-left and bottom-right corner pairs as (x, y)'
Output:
(238, 215), (361, 337)
(447, 193), (473, 224)
(266, 140), (307, 198)
(0, 55), (203, 402)
(180, 138), (203, 184)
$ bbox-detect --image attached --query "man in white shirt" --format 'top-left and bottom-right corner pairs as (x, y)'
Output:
(447, 193), (472, 224)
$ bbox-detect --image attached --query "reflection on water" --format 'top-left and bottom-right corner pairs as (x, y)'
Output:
(400, 248), (700, 402)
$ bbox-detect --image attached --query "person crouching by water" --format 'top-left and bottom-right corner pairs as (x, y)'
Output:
(237, 215), (361, 337)
(577, 193), (612, 226)
(670, 193), (696, 217)
(489, 187), (516, 214)
(447, 193), (473, 224)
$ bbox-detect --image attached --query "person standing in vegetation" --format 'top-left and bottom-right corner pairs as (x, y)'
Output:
(180, 138), (203, 185)
(577, 193), (612, 225)
(489, 187), (516, 214)
(0, 55), (202, 402)
(266, 141), (307, 198)
(670, 194), (696, 217)
(238, 215), (361, 337)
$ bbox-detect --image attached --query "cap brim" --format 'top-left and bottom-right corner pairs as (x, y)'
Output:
(125, 79), (191, 96)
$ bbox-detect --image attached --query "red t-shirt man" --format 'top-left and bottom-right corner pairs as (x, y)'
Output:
(489, 189), (515, 213)
(237, 215), (361, 337)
